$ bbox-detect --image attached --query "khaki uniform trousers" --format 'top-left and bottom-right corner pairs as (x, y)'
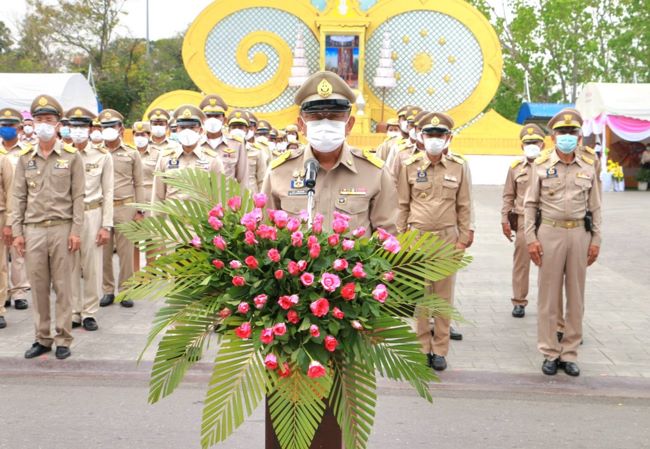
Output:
(102, 205), (135, 294)
(8, 246), (30, 300)
(24, 222), (74, 347)
(537, 223), (590, 362)
(416, 226), (458, 357)
(512, 214), (531, 307)
(0, 215), (8, 315)
(71, 208), (103, 322)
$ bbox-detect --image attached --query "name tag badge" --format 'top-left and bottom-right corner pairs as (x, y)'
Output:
(288, 190), (308, 197)
(443, 175), (458, 182)
(577, 172), (591, 180)
(546, 167), (558, 178)
(339, 188), (367, 196)
(85, 163), (98, 172)
(55, 159), (70, 169)
(26, 160), (37, 170)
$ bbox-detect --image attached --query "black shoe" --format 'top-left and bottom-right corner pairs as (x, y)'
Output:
(25, 342), (52, 359)
(4, 299), (10, 308)
(432, 354), (447, 371)
(120, 298), (134, 308)
(561, 361), (580, 377)
(450, 327), (463, 341)
(72, 320), (81, 328)
(13, 299), (28, 310)
(542, 359), (558, 375)
(82, 317), (98, 331)
(0, 316), (6, 329)
(557, 331), (564, 342)
(100, 294), (115, 307)
(426, 353), (434, 367)
(55, 346), (71, 360)
(512, 305), (525, 318)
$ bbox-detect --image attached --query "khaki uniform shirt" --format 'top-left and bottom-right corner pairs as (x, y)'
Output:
(10, 141), (85, 236)
(524, 149), (602, 246)
(0, 153), (14, 216)
(396, 152), (472, 244)
(245, 141), (269, 194)
(262, 143), (397, 234)
(107, 142), (145, 203)
(79, 142), (114, 228)
(501, 157), (533, 223)
(374, 135), (401, 161)
(387, 140), (418, 184)
(3, 140), (33, 170)
(155, 147), (224, 202)
(138, 145), (162, 204)
(200, 135), (248, 184)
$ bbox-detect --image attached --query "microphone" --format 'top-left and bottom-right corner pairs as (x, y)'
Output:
(304, 158), (319, 189)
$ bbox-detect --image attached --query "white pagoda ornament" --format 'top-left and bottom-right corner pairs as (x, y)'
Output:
(373, 32), (397, 122)
(289, 31), (310, 87)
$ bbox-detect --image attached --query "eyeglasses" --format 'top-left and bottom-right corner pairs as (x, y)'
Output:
(302, 111), (349, 121)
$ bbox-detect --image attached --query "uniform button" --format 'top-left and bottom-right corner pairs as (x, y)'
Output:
(420, 193), (427, 199)
(36, 171), (40, 175)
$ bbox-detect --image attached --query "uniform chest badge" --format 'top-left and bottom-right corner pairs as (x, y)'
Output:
(546, 167), (558, 178)
(168, 158), (180, 168)
(290, 179), (304, 189)
(577, 172), (591, 180)
(85, 163), (98, 172)
(55, 159), (70, 169)
(416, 169), (428, 183)
(26, 160), (37, 170)
(443, 175), (458, 182)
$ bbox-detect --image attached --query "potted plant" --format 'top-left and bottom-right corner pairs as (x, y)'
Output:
(636, 167), (650, 191)
(117, 170), (470, 449)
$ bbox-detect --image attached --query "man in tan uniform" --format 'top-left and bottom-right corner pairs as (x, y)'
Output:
(285, 124), (301, 151)
(147, 109), (178, 154)
(396, 112), (472, 371)
(262, 71), (397, 234)
(387, 109), (428, 184)
(374, 117), (402, 161)
(99, 109), (145, 308)
(66, 107), (113, 331)
(11, 95), (85, 359)
(155, 105), (224, 203)
(524, 109), (601, 377)
(0, 115), (15, 328)
(198, 94), (247, 184)
(501, 124), (546, 319)
(0, 109), (32, 311)
(230, 111), (268, 194)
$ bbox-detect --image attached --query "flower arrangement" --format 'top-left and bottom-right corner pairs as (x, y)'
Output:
(607, 160), (624, 181)
(118, 170), (469, 449)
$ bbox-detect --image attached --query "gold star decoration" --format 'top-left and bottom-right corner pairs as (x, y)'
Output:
(443, 74), (452, 83)
(391, 51), (398, 61)
(427, 88), (436, 95)
(439, 37), (447, 45)
(402, 35), (410, 44)
(448, 55), (457, 64)
(412, 52), (433, 74)
(407, 86), (415, 94)
(420, 29), (428, 37)
(395, 72), (401, 81)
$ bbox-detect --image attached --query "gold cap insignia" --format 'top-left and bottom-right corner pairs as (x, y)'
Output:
(527, 127), (534, 135)
(136, 123), (143, 131)
(3, 110), (10, 117)
(431, 116), (440, 126)
(182, 108), (192, 118)
(104, 112), (112, 119)
(317, 79), (333, 98)
(38, 97), (48, 106)
(563, 114), (573, 124)
(209, 99), (216, 106)
(75, 109), (82, 116)
(235, 112), (242, 118)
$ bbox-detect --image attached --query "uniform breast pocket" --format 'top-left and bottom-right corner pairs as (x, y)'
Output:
(574, 178), (592, 191)
(51, 168), (71, 192)
(335, 197), (370, 230)
(280, 196), (307, 216)
(24, 170), (44, 194)
(441, 180), (459, 200)
(114, 156), (133, 173)
(412, 181), (432, 200)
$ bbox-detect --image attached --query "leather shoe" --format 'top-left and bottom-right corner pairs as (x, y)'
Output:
(557, 331), (564, 342)
(450, 327), (463, 341)
(82, 317), (98, 331)
(542, 358), (558, 375)
(0, 316), (6, 329)
(13, 299), (28, 310)
(426, 353), (434, 367)
(512, 305), (525, 318)
(55, 346), (71, 360)
(4, 299), (9, 308)
(432, 354), (447, 371)
(25, 342), (51, 359)
(120, 298), (134, 308)
(561, 361), (580, 377)
(100, 294), (115, 307)
(72, 321), (81, 328)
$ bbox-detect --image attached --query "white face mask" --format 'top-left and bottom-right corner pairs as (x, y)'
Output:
(424, 137), (447, 155)
(287, 134), (298, 143)
(207, 137), (222, 148)
(90, 130), (103, 143)
(134, 135), (149, 148)
(305, 118), (347, 153)
(35, 123), (56, 141)
(178, 128), (201, 147)
(387, 130), (401, 139)
(151, 125), (167, 138)
(277, 142), (288, 151)
(23, 125), (34, 135)
(230, 129), (246, 140)
(204, 117), (223, 134)
(246, 130), (255, 141)
(409, 128), (417, 141)
(399, 120), (408, 133)
(102, 127), (120, 142)
(523, 144), (541, 160)
(70, 127), (89, 144)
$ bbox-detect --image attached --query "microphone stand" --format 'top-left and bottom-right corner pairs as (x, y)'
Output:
(307, 188), (315, 231)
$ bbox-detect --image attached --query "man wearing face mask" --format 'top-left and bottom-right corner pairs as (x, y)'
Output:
(65, 107), (113, 331)
(155, 105), (224, 203)
(262, 71), (397, 234)
(396, 112), (472, 371)
(524, 109), (601, 377)
(59, 118), (73, 145)
(242, 114), (270, 193)
(89, 119), (104, 145)
(0, 108), (32, 312)
(374, 117), (402, 161)
(98, 109), (145, 309)
(384, 106), (420, 176)
(284, 124), (301, 151)
(198, 95), (247, 184)
(0, 111), (17, 329)
(20, 113), (38, 145)
(147, 109), (179, 157)
(253, 119), (273, 158)
(11, 95), (85, 360)
(247, 113), (258, 145)
(501, 124), (545, 319)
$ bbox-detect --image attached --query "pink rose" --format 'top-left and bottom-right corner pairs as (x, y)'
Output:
(300, 272), (314, 287)
(227, 196), (242, 211)
(309, 243), (321, 259)
(260, 328), (274, 344)
(299, 209), (310, 222)
(382, 236), (401, 254)
(235, 322), (251, 339)
(320, 273), (341, 292)
(287, 261), (301, 276)
(341, 239), (355, 251)
(332, 307), (344, 319)
(332, 259), (349, 271)
(307, 360), (326, 379)
(310, 298), (330, 317)
(213, 236), (227, 251)
(376, 228), (391, 242)
(229, 260), (242, 270)
(212, 259), (225, 270)
(383, 271), (395, 282)
(274, 269), (284, 280)
(333, 211), (350, 222)
(287, 310), (299, 324)
(208, 216), (223, 231)
(237, 302), (250, 314)
(278, 362), (291, 378)
(253, 193), (267, 208)
(324, 335), (339, 352)
(209, 204), (224, 218)
(309, 325), (320, 337)
(332, 219), (348, 234)
(232, 276), (246, 287)
(254, 294), (268, 309)
(327, 234), (340, 247)
(286, 218), (301, 232)
(267, 248), (281, 262)
(297, 260), (308, 272)
(312, 219), (323, 235)
(351, 320), (363, 330)
(264, 353), (278, 370)
(307, 236), (318, 248)
(191, 236), (201, 248)
(218, 307), (231, 319)
(240, 212), (258, 231)
(352, 226), (367, 238)
(372, 284), (388, 303)
(291, 231), (303, 247)
(245, 256), (259, 270)
(273, 322), (287, 336)
(256, 224), (278, 241)
(244, 231), (258, 246)
(278, 294), (299, 310)
(351, 262), (367, 279)
(340, 282), (356, 301)
(273, 210), (289, 228)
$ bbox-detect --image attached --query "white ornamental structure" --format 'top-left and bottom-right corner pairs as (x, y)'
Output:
(373, 32), (397, 122)
(288, 31), (310, 87)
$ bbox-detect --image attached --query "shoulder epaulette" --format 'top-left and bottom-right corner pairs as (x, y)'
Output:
(356, 147), (385, 169)
(534, 153), (550, 165)
(581, 155), (594, 165)
(19, 146), (32, 156)
(63, 143), (77, 154)
(222, 147), (237, 154)
(405, 152), (425, 166)
(449, 154), (465, 165)
(203, 147), (217, 158)
(123, 143), (136, 151)
(511, 158), (524, 169)
(270, 150), (292, 169)
(96, 145), (108, 154)
(162, 148), (177, 157)
(230, 134), (245, 144)
(583, 146), (596, 155)
(0, 148), (7, 155)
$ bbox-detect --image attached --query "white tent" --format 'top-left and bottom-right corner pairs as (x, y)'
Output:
(0, 73), (98, 114)
(576, 83), (650, 122)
